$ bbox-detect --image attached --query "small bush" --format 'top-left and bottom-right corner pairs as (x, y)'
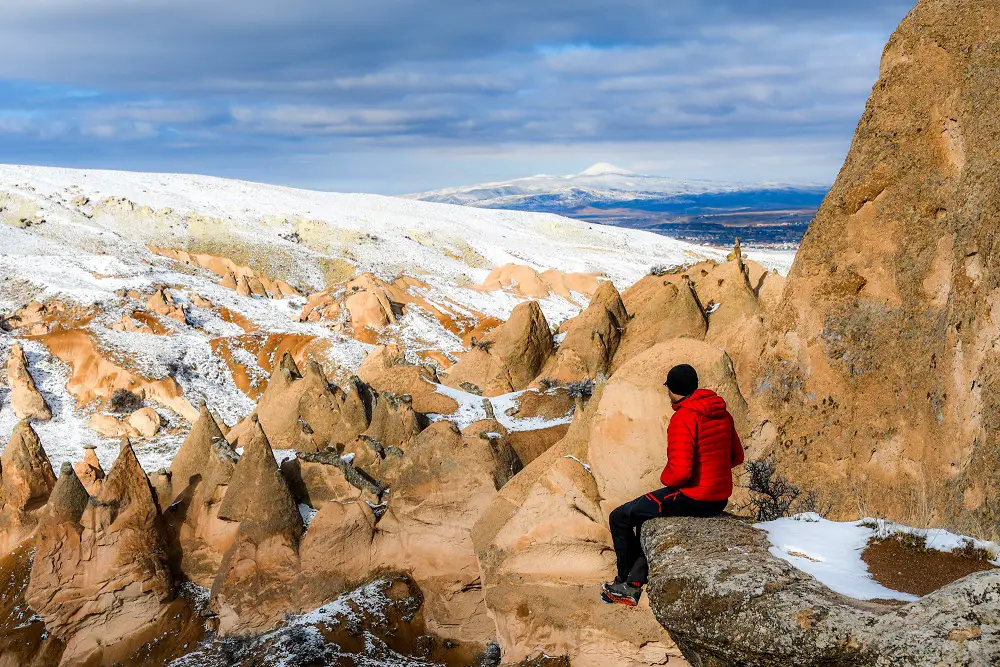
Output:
(566, 379), (596, 399)
(470, 336), (494, 352)
(650, 265), (675, 277)
(109, 389), (143, 414)
(737, 457), (828, 522)
(537, 377), (558, 391)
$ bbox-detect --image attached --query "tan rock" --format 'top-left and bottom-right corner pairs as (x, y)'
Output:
(539, 282), (625, 382)
(166, 403), (239, 585)
(6, 343), (52, 421)
(88, 413), (139, 438)
(128, 407), (163, 438)
(229, 355), (366, 452)
(612, 274), (707, 373)
(27, 441), (174, 666)
(751, 0), (1000, 534)
(211, 417), (303, 634)
(74, 445), (105, 496)
(370, 421), (503, 644)
(0, 421), (57, 554)
(357, 344), (458, 415)
(146, 285), (187, 324)
(444, 300), (553, 396)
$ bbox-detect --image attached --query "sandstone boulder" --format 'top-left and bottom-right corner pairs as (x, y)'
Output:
(6, 343), (52, 421)
(128, 407), (163, 438)
(643, 515), (1000, 666)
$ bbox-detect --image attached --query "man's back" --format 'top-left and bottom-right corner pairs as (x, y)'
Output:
(660, 388), (743, 502)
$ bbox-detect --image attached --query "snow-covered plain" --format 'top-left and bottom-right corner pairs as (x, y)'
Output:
(0, 163), (793, 473)
(757, 513), (1000, 602)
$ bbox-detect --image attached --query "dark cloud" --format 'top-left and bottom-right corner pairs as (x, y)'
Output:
(0, 1), (916, 192)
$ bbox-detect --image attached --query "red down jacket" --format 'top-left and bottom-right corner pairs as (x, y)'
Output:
(660, 388), (744, 502)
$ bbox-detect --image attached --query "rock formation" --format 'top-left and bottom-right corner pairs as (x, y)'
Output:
(6, 343), (52, 421)
(211, 416), (304, 634)
(28, 441), (174, 665)
(751, 0), (1000, 536)
(444, 300), (553, 396)
(166, 402), (240, 584)
(643, 515), (1000, 666)
(540, 281), (627, 382)
(146, 285), (188, 324)
(611, 274), (707, 373)
(73, 444), (105, 495)
(0, 421), (57, 554)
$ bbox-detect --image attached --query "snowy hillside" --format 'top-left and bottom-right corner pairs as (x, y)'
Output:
(0, 164), (794, 476)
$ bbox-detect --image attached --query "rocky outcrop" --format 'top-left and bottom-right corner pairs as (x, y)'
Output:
(750, 0), (1000, 535)
(228, 354), (344, 451)
(73, 445), (104, 495)
(6, 343), (52, 421)
(473, 385), (682, 667)
(444, 300), (553, 396)
(540, 281), (627, 382)
(211, 416), (304, 634)
(0, 421), (57, 554)
(166, 402), (239, 585)
(28, 441), (174, 666)
(146, 286), (188, 324)
(357, 344), (458, 414)
(148, 247), (300, 299)
(611, 274), (707, 373)
(478, 264), (601, 302)
(643, 515), (1000, 666)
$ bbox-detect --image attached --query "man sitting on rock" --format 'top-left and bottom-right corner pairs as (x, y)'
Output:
(602, 363), (744, 606)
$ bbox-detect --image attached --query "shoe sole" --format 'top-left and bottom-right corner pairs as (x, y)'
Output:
(601, 590), (639, 606)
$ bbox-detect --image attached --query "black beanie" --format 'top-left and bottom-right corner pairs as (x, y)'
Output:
(665, 364), (698, 397)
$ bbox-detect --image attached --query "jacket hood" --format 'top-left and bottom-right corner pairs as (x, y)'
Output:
(675, 388), (727, 417)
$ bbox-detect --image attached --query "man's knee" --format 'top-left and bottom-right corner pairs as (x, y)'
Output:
(609, 504), (631, 529)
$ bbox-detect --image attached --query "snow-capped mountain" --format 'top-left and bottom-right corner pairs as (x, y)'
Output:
(408, 163), (829, 248)
(408, 162), (826, 209)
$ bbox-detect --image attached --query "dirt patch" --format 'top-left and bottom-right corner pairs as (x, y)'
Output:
(862, 536), (997, 597)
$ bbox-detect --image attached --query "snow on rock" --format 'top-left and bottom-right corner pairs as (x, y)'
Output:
(429, 383), (574, 432)
(757, 513), (1000, 602)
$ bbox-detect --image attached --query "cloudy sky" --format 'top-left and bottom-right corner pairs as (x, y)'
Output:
(0, 1), (914, 194)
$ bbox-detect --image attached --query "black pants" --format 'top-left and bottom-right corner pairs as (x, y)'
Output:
(609, 487), (727, 585)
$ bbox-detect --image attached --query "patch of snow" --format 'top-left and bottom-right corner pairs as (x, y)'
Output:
(757, 514), (927, 602)
(428, 383), (574, 433)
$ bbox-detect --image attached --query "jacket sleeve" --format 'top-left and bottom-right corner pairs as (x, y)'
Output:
(729, 413), (745, 468)
(660, 410), (696, 487)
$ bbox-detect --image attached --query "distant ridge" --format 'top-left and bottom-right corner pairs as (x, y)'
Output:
(408, 163), (829, 248)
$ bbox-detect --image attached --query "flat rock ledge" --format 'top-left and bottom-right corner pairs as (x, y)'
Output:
(641, 515), (1000, 667)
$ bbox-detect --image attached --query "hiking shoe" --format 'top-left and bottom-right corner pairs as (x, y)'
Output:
(601, 580), (642, 606)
